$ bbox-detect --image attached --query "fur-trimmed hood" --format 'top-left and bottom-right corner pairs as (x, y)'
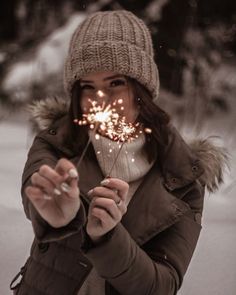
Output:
(28, 96), (229, 193)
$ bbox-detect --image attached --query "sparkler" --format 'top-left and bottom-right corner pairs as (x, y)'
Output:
(74, 93), (152, 176)
(75, 95), (119, 168)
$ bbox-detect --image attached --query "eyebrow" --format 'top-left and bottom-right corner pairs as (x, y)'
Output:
(80, 74), (125, 84)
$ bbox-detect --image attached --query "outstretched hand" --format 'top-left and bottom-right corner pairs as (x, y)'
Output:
(25, 158), (80, 228)
(86, 177), (129, 243)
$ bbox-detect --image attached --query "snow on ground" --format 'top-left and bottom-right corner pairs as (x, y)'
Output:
(0, 120), (34, 295)
(0, 118), (236, 295)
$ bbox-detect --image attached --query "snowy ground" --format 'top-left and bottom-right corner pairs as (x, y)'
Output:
(0, 118), (236, 295)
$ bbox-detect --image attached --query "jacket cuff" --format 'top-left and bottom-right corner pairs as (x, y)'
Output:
(80, 223), (178, 295)
(81, 222), (136, 278)
(29, 201), (87, 243)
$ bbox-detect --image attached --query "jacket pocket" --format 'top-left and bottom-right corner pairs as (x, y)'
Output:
(10, 258), (30, 294)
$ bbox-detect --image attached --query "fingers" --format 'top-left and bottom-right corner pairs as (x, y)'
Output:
(88, 187), (127, 215)
(91, 207), (114, 227)
(86, 178), (129, 239)
(30, 160), (79, 199)
(55, 158), (79, 179)
(54, 159), (79, 195)
(31, 171), (59, 196)
(90, 198), (122, 227)
(24, 185), (67, 228)
(25, 185), (49, 209)
(38, 165), (63, 186)
(100, 177), (129, 201)
(87, 186), (119, 202)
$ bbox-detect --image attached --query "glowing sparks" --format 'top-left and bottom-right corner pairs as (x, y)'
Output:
(105, 117), (141, 142)
(97, 90), (105, 97)
(74, 98), (141, 143)
(144, 128), (152, 134)
(77, 99), (118, 129)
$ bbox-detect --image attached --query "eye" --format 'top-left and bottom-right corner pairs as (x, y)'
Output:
(110, 79), (126, 87)
(81, 84), (95, 90)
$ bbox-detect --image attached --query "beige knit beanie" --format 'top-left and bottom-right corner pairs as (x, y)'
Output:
(64, 10), (160, 103)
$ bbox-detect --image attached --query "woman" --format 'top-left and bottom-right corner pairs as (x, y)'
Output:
(10, 10), (226, 295)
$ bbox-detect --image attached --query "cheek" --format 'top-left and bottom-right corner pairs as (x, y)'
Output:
(121, 95), (138, 113)
(80, 96), (91, 113)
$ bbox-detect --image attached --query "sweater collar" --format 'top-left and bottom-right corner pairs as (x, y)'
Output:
(88, 131), (155, 183)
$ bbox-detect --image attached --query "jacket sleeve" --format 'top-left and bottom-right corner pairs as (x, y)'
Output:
(21, 133), (86, 243)
(81, 181), (204, 295)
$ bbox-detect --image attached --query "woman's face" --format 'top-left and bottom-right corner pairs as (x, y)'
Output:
(79, 71), (139, 123)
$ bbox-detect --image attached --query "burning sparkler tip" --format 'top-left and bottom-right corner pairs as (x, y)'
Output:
(144, 128), (152, 134)
(97, 90), (105, 97)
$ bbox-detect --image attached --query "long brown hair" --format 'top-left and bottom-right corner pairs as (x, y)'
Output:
(63, 78), (171, 162)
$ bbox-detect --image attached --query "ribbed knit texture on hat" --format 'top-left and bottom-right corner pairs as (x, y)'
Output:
(64, 10), (159, 103)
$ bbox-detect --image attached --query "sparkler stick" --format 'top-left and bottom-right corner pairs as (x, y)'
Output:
(76, 126), (96, 169)
(106, 141), (125, 177)
(105, 125), (153, 177)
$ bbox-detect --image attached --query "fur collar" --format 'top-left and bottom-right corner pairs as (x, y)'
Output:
(28, 96), (229, 193)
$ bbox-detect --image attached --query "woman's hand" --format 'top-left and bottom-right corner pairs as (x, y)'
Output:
(25, 158), (80, 228)
(86, 178), (129, 243)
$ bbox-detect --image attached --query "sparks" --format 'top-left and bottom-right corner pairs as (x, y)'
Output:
(74, 98), (141, 143)
(106, 117), (141, 142)
(77, 99), (119, 127)
(97, 90), (105, 97)
(144, 127), (152, 134)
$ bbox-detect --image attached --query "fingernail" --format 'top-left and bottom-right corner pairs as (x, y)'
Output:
(68, 168), (78, 179)
(53, 188), (61, 196)
(43, 194), (52, 200)
(61, 182), (70, 193)
(87, 189), (93, 196)
(100, 179), (109, 186)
